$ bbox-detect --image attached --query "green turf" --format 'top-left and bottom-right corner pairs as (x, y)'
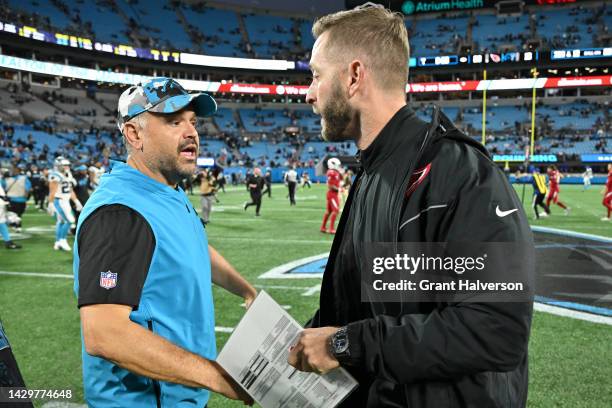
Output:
(0, 183), (610, 407)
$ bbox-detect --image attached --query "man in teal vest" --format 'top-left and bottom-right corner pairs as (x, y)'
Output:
(73, 77), (256, 407)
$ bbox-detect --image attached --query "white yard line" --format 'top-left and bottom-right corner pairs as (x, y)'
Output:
(255, 283), (321, 297)
(3, 272), (609, 325)
(211, 237), (332, 244)
(215, 326), (235, 333)
(0, 271), (73, 279)
(534, 302), (612, 325)
(258, 253), (328, 279)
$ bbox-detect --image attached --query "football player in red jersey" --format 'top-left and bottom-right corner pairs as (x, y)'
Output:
(545, 165), (570, 215)
(321, 158), (342, 234)
(601, 163), (612, 221)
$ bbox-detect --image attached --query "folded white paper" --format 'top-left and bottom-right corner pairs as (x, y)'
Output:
(217, 291), (358, 408)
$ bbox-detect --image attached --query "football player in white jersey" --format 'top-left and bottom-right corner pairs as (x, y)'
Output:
(582, 166), (593, 191)
(48, 157), (83, 251)
(0, 181), (21, 249)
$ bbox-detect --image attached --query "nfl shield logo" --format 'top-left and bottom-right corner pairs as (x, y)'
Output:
(100, 271), (117, 290)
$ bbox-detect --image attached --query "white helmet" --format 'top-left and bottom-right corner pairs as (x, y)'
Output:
(53, 156), (66, 171)
(327, 157), (341, 171)
(54, 157), (71, 176)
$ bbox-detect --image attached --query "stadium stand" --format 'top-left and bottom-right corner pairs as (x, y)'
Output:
(239, 108), (291, 133)
(6, 0), (73, 32)
(1, 82), (609, 169)
(180, 5), (245, 57)
(407, 14), (469, 56)
(242, 13), (294, 59)
(137, 1), (193, 51)
(213, 108), (239, 134)
(71, 0), (130, 44)
(0, 1), (609, 174)
(472, 14), (530, 52)
(299, 18), (316, 50)
(3, 1), (609, 58)
(535, 7), (599, 49)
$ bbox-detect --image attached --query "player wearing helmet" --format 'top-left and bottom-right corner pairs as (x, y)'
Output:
(582, 166), (593, 191)
(48, 157), (83, 251)
(546, 165), (570, 215)
(321, 158), (342, 234)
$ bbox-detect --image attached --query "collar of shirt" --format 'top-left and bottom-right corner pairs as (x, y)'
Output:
(358, 105), (418, 174)
(107, 161), (187, 200)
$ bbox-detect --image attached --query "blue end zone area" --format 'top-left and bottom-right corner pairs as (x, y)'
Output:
(290, 258), (327, 274)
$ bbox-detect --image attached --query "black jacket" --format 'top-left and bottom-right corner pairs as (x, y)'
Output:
(247, 175), (264, 194)
(309, 106), (534, 407)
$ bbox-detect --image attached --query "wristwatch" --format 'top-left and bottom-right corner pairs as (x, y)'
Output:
(329, 326), (350, 362)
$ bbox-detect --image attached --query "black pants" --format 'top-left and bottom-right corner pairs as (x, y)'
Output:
(7, 201), (25, 228)
(38, 187), (48, 209)
(533, 193), (550, 219)
(262, 182), (271, 197)
(288, 182), (297, 205)
(32, 187), (42, 207)
(246, 191), (262, 215)
(7, 201), (25, 217)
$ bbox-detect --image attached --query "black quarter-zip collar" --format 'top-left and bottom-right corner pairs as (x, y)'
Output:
(358, 105), (419, 174)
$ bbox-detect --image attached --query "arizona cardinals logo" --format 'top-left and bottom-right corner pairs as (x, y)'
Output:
(406, 163), (432, 198)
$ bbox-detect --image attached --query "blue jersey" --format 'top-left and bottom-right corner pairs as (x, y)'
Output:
(73, 162), (215, 407)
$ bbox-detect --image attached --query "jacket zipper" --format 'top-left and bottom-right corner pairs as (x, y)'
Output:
(147, 320), (162, 408)
(391, 108), (438, 315)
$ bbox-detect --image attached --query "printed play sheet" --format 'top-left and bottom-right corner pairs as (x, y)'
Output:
(217, 291), (358, 408)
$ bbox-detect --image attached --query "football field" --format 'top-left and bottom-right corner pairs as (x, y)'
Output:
(0, 183), (610, 407)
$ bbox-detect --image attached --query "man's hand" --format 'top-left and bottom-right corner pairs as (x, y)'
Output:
(47, 201), (56, 216)
(287, 327), (339, 374)
(81, 304), (253, 404)
(210, 361), (254, 406)
(243, 291), (257, 309)
(74, 199), (83, 212)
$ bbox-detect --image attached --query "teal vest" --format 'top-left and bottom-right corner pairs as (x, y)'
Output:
(73, 162), (215, 407)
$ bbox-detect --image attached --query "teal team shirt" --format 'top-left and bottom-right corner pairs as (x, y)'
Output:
(73, 162), (215, 407)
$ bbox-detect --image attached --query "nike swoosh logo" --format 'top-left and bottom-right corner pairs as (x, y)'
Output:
(496, 206), (518, 217)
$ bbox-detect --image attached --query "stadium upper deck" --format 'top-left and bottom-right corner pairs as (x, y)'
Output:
(2, 0), (609, 59)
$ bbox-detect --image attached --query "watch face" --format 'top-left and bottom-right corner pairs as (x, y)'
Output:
(334, 336), (349, 354)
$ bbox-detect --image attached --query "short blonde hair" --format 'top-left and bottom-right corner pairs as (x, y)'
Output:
(312, 4), (409, 92)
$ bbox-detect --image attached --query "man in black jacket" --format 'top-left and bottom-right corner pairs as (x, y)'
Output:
(288, 5), (534, 408)
(244, 167), (264, 216)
